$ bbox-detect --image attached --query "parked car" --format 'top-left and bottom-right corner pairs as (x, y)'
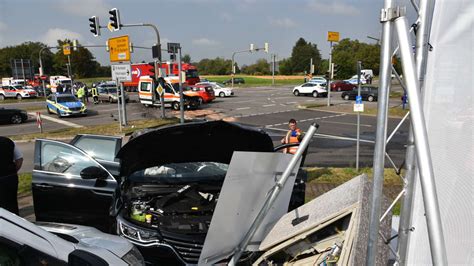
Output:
(330, 80), (357, 92)
(308, 76), (327, 84)
(223, 77), (245, 85)
(197, 82), (234, 97)
(293, 82), (328, 98)
(341, 86), (379, 102)
(46, 93), (87, 117)
(31, 121), (308, 265)
(0, 107), (28, 124)
(0, 85), (37, 100)
(189, 84), (216, 103)
(97, 86), (130, 103)
(345, 75), (368, 85)
(0, 208), (145, 265)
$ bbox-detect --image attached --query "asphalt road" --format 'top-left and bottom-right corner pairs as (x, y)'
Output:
(3, 85), (409, 173)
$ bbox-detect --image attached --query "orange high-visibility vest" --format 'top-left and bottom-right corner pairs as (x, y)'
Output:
(284, 128), (301, 154)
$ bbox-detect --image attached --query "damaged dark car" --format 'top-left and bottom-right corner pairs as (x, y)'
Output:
(32, 121), (307, 265)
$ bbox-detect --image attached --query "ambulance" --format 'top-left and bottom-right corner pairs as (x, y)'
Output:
(137, 76), (201, 110)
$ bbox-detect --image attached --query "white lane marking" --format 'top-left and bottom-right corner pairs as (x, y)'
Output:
(280, 104), (286, 106)
(264, 113), (346, 127)
(263, 104), (276, 107)
(286, 102), (297, 104)
(233, 109), (295, 118)
(305, 99), (314, 101)
(232, 100), (255, 104)
(320, 120), (372, 127)
(236, 107), (251, 110)
(28, 112), (83, 128)
(265, 127), (375, 143)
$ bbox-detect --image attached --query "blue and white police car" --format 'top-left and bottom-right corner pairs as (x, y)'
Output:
(46, 93), (87, 117)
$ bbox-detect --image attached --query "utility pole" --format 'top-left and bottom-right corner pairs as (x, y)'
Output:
(271, 54), (276, 86)
(356, 61), (362, 171)
(231, 42), (269, 88)
(327, 41), (333, 106)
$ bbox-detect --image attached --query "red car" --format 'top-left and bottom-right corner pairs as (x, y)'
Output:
(330, 80), (356, 92)
(189, 84), (216, 103)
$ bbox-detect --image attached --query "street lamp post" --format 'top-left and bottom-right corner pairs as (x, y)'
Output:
(231, 43), (269, 88)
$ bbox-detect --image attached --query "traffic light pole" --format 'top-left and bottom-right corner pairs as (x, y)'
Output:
(178, 46), (184, 124)
(327, 41), (333, 106)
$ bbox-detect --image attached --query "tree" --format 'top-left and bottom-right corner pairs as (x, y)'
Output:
(331, 38), (381, 79)
(241, 59), (270, 75)
(52, 39), (99, 78)
(0, 42), (54, 77)
(182, 54), (191, 63)
(195, 57), (233, 75)
(290, 38), (322, 74)
(278, 58), (292, 75)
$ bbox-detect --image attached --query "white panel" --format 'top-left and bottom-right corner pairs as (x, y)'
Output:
(407, 0), (474, 264)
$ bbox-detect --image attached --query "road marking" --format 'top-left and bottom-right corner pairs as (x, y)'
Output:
(320, 120), (372, 127)
(233, 109), (295, 118)
(232, 100), (255, 104)
(305, 99), (314, 102)
(236, 107), (251, 110)
(264, 113), (347, 127)
(263, 104), (276, 107)
(286, 102), (297, 104)
(265, 127), (375, 143)
(28, 112), (83, 128)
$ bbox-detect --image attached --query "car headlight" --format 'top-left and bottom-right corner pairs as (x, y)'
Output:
(122, 246), (145, 266)
(118, 219), (161, 242)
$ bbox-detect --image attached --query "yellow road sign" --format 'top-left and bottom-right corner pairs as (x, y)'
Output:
(63, 44), (71, 55)
(109, 35), (130, 62)
(156, 83), (164, 96)
(327, 31), (340, 42)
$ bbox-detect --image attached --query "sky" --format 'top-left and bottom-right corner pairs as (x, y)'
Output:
(0, 0), (417, 67)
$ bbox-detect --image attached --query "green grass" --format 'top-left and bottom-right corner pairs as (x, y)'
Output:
(10, 118), (178, 141)
(202, 75), (304, 87)
(18, 173), (32, 196)
(75, 77), (111, 87)
(0, 98), (45, 104)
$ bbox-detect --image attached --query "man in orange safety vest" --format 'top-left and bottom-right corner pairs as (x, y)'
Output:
(281, 119), (302, 154)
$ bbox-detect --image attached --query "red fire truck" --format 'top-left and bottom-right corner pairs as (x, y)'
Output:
(123, 62), (200, 91)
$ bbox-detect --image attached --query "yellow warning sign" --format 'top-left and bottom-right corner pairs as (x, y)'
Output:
(327, 31), (340, 42)
(63, 44), (71, 55)
(156, 83), (164, 96)
(109, 35), (130, 62)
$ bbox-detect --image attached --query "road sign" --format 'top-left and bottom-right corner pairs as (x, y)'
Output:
(63, 44), (71, 55)
(156, 83), (164, 96)
(109, 35), (130, 62)
(356, 95), (362, 104)
(111, 63), (132, 82)
(167, 42), (180, 54)
(327, 31), (340, 42)
(354, 103), (364, 112)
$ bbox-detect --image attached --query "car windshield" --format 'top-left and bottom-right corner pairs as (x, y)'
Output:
(57, 96), (77, 103)
(216, 83), (225, 88)
(128, 162), (229, 184)
(108, 88), (117, 93)
(186, 69), (199, 78)
(13, 85), (23, 90)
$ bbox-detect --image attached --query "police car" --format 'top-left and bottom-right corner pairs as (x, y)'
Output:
(46, 93), (87, 117)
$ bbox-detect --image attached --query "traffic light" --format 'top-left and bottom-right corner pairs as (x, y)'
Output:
(109, 8), (121, 31)
(264, 42), (269, 53)
(89, 16), (100, 37)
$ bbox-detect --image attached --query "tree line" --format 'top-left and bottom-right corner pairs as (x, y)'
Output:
(0, 37), (384, 79)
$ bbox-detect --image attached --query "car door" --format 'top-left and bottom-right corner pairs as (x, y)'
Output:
(70, 134), (122, 177)
(32, 139), (117, 232)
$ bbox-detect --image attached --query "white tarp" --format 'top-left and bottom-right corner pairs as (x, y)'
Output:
(406, 0), (473, 264)
(198, 152), (299, 265)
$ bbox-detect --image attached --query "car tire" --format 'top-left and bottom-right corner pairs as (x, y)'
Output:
(368, 95), (374, 102)
(219, 92), (225, 97)
(293, 90), (300, 96)
(312, 91), (318, 98)
(0, 94), (4, 100)
(11, 114), (22, 124)
(109, 97), (113, 103)
(47, 106), (52, 114)
(172, 101), (180, 110)
(344, 94), (350, 100)
(16, 94), (22, 100)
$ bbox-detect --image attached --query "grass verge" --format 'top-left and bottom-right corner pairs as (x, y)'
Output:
(0, 98), (46, 104)
(75, 77), (111, 87)
(18, 172), (32, 196)
(202, 75), (303, 87)
(10, 118), (179, 141)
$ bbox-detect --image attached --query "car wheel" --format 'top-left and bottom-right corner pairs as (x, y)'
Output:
(11, 114), (22, 124)
(47, 106), (52, 114)
(219, 92), (225, 97)
(312, 91), (318, 98)
(172, 101), (180, 110)
(368, 95), (374, 102)
(344, 94), (350, 100)
(109, 97), (114, 103)
(337, 87), (341, 92)
(16, 94), (22, 100)
(293, 90), (300, 96)
(0, 94), (4, 100)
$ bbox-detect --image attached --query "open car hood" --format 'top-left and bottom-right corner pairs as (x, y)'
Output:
(116, 120), (274, 177)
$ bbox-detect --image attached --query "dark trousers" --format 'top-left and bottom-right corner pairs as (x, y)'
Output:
(0, 174), (19, 215)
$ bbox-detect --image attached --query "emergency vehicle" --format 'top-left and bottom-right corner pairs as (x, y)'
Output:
(137, 76), (201, 110)
(123, 62), (200, 91)
(49, 76), (72, 93)
(46, 93), (87, 117)
(2, 77), (27, 86)
(0, 85), (37, 100)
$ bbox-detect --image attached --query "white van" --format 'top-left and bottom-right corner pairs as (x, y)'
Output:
(361, 69), (374, 78)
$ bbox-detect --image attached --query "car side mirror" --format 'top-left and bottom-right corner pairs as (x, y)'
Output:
(80, 166), (108, 180)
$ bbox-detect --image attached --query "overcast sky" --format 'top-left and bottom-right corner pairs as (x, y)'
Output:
(0, 0), (417, 67)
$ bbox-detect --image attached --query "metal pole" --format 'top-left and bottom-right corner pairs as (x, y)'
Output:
(115, 78), (122, 132)
(272, 54), (275, 86)
(39, 48), (46, 96)
(154, 59), (165, 118)
(120, 81), (127, 126)
(229, 123), (319, 265)
(366, 0), (393, 264)
(356, 61), (361, 171)
(397, 0), (436, 263)
(327, 42), (332, 106)
(231, 52), (235, 88)
(395, 16), (447, 265)
(21, 59), (26, 84)
(309, 57), (313, 77)
(178, 46), (184, 124)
